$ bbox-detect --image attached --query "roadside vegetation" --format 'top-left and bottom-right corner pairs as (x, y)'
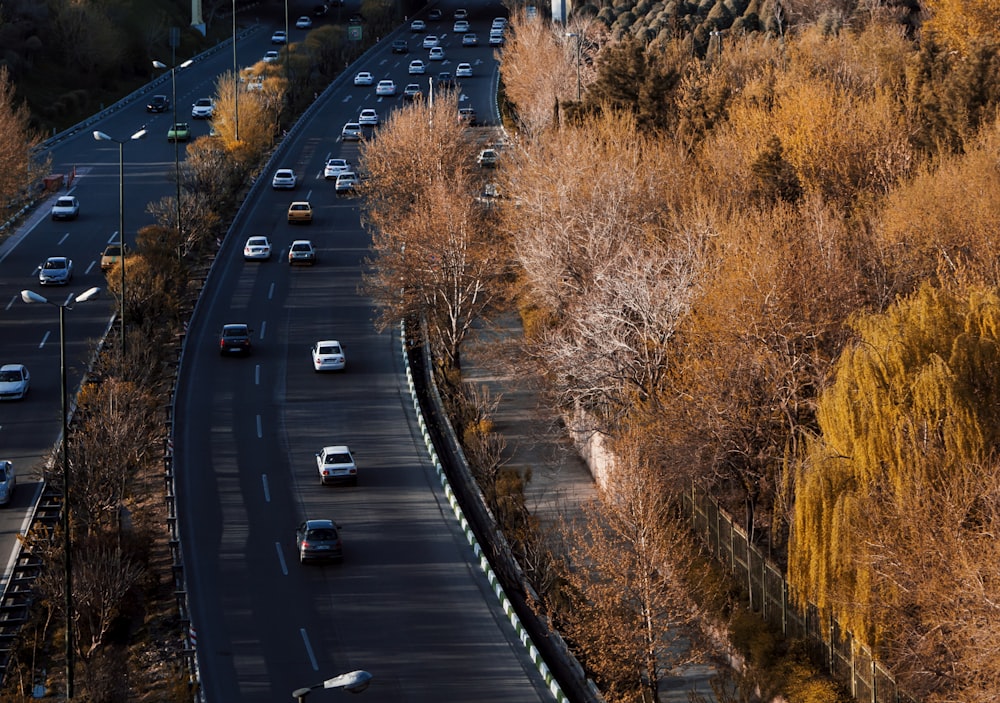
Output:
(3, 0), (1000, 702)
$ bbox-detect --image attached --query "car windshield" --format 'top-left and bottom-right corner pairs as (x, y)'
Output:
(318, 345), (341, 355)
(0, 370), (20, 382)
(325, 453), (352, 464)
(0, 467), (7, 481)
(224, 327), (247, 337)
(44, 260), (66, 270)
(56, 198), (74, 206)
(292, 244), (310, 251)
(306, 529), (336, 541)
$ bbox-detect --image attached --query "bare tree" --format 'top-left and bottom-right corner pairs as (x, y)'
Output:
(554, 438), (706, 703)
(362, 93), (509, 369)
(0, 66), (47, 213)
(500, 109), (702, 421)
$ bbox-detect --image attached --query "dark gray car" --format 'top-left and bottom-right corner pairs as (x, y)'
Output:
(296, 519), (343, 563)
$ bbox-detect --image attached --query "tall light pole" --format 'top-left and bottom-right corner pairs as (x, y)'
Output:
(20, 286), (102, 700)
(92, 128), (146, 369)
(293, 670), (373, 701)
(152, 58), (194, 252)
(233, 0), (239, 141)
(566, 32), (582, 101)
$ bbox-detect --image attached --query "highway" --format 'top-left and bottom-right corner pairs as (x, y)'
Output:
(0, 21), (255, 586)
(174, 4), (554, 702)
(0, 5), (550, 700)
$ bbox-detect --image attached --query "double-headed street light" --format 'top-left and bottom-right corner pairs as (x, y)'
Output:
(153, 58), (194, 253)
(21, 286), (102, 700)
(92, 128), (146, 368)
(292, 670), (373, 701)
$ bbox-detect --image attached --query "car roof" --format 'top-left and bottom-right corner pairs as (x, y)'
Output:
(276, 168), (294, 174)
(303, 518), (336, 530)
(291, 239), (313, 245)
(0, 364), (25, 372)
(321, 445), (351, 454)
(315, 340), (342, 347)
(247, 236), (269, 242)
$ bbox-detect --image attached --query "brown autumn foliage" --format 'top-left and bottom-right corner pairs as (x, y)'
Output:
(553, 435), (708, 703)
(361, 91), (510, 369)
(0, 65), (48, 215)
(498, 5), (1000, 698)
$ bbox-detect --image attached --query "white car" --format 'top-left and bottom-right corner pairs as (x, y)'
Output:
(312, 340), (346, 371)
(489, 31), (505, 46)
(0, 460), (15, 505)
(271, 168), (297, 189)
(341, 122), (363, 141)
(191, 97), (214, 118)
(316, 445), (357, 485)
(375, 79), (397, 96)
(358, 108), (378, 126)
(453, 20), (469, 32)
(271, 30), (287, 44)
(428, 46), (445, 61)
(243, 236), (272, 260)
(353, 71), (374, 86)
(295, 16), (313, 28)
(410, 19), (426, 31)
(324, 158), (351, 179)
(422, 34), (439, 48)
(50, 196), (79, 220)
(408, 60), (426, 75)
(38, 256), (73, 285)
(0, 365), (29, 401)
(455, 62), (472, 77)
(335, 172), (358, 194)
(288, 239), (316, 265)
(263, 50), (279, 63)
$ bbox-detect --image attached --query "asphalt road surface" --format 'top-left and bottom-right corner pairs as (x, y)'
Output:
(174, 3), (554, 701)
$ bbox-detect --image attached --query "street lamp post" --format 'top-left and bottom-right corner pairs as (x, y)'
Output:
(152, 58), (194, 253)
(92, 128), (146, 368)
(565, 32), (582, 101)
(292, 670), (373, 701)
(20, 286), (102, 700)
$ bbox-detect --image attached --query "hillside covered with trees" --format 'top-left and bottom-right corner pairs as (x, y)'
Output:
(483, 0), (1000, 700)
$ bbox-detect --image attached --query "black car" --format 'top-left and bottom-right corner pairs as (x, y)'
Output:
(296, 519), (343, 564)
(219, 323), (253, 355)
(313, 3), (328, 15)
(428, 8), (442, 20)
(391, 39), (408, 54)
(436, 71), (455, 90)
(146, 94), (170, 113)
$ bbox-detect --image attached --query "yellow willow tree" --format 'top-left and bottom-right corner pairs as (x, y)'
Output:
(789, 284), (1000, 658)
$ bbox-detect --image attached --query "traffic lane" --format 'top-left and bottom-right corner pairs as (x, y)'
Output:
(182, 207), (550, 701)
